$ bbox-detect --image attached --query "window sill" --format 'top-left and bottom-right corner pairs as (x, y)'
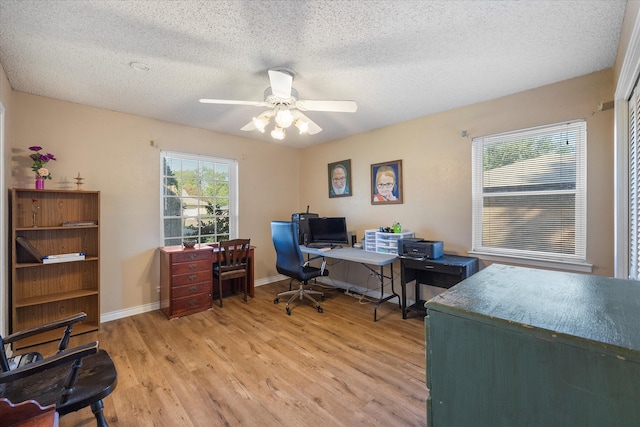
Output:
(468, 251), (593, 274)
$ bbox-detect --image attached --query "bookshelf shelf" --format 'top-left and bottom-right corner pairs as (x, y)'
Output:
(16, 225), (99, 231)
(10, 188), (101, 350)
(15, 257), (99, 269)
(15, 289), (100, 308)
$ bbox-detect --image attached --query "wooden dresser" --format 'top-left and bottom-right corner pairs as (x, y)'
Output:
(159, 245), (213, 319)
(425, 264), (640, 426)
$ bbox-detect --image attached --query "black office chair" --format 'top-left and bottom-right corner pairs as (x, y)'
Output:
(271, 221), (329, 315)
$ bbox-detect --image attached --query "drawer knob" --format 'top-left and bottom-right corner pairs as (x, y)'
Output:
(188, 299), (196, 306)
(188, 253), (197, 260)
(188, 285), (197, 292)
(188, 264), (197, 270)
(188, 274), (197, 281)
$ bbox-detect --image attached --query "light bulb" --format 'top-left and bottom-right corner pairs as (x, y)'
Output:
(275, 108), (294, 128)
(295, 119), (309, 134)
(271, 126), (286, 140)
(252, 115), (269, 133)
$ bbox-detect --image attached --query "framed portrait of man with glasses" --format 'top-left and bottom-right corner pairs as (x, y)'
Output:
(371, 159), (403, 205)
(328, 159), (352, 198)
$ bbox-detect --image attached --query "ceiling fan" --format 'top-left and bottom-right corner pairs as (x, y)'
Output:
(199, 68), (358, 140)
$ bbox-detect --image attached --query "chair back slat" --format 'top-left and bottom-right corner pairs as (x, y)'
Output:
(218, 239), (251, 272)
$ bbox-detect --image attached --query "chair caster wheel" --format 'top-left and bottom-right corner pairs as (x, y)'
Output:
(317, 306), (323, 313)
(274, 298), (279, 304)
(286, 306), (292, 315)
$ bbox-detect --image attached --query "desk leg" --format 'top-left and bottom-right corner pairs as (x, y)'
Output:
(402, 271), (408, 320)
(373, 263), (401, 322)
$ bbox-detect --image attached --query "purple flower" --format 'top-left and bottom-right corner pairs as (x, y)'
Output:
(28, 146), (56, 178)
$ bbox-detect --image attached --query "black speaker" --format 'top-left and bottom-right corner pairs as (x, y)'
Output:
(292, 212), (319, 245)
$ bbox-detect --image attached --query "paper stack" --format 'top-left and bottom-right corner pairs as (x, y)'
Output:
(42, 252), (86, 264)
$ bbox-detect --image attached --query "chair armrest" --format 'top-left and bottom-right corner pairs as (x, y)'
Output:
(3, 313), (87, 345)
(0, 341), (98, 384)
(303, 255), (325, 267)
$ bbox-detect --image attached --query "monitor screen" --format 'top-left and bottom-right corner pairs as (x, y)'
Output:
(308, 217), (349, 247)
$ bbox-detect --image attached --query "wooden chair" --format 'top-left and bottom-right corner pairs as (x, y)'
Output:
(213, 239), (251, 307)
(0, 398), (58, 427)
(0, 313), (117, 427)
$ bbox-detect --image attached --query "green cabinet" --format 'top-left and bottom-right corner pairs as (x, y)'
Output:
(425, 264), (640, 427)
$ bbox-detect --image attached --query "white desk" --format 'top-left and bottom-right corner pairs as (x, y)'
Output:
(300, 246), (400, 321)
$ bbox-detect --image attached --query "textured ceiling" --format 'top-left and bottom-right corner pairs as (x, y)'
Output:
(0, 0), (628, 147)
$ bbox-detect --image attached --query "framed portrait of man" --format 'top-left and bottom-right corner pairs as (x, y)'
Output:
(371, 159), (403, 205)
(328, 160), (352, 198)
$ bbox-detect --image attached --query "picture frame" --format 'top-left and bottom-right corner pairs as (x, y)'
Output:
(371, 159), (403, 205)
(328, 159), (352, 198)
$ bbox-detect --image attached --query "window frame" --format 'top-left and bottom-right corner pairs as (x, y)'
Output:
(470, 120), (592, 272)
(160, 150), (238, 246)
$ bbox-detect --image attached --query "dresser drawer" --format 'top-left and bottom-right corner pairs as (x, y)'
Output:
(171, 292), (212, 316)
(404, 258), (464, 276)
(172, 281), (211, 299)
(172, 249), (212, 263)
(171, 270), (211, 286)
(171, 259), (211, 275)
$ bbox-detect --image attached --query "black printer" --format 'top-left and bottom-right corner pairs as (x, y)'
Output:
(398, 238), (444, 260)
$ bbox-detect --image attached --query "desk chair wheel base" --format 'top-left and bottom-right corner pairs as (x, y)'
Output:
(284, 302), (323, 315)
(274, 290), (324, 315)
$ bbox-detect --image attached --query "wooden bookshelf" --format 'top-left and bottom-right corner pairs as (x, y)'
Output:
(9, 188), (100, 350)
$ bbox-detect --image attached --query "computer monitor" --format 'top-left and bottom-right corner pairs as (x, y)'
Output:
(307, 217), (349, 247)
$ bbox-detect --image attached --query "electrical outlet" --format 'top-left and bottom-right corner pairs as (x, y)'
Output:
(156, 286), (160, 293)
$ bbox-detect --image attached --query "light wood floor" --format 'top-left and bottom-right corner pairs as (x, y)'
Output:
(55, 281), (427, 426)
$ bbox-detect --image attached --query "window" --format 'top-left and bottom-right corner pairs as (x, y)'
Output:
(161, 151), (238, 246)
(471, 120), (587, 266)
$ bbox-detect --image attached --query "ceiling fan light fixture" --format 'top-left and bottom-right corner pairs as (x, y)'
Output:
(271, 126), (285, 140)
(201, 69), (357, 141)
(252, 115), (270, 133)
(295, 119), (309, 134)
(275, 107), (294, 128)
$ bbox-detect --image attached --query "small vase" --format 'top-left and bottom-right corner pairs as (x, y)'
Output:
(35, 176), (45, 190)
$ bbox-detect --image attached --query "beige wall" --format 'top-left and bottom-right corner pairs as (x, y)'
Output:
(1, 48), (620, 319)
(301, 69), (615, 283)
(6, 92), (301, 316)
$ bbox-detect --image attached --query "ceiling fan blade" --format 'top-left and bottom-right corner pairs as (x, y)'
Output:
(199, 99), (270, 107)
(268, 69), (293, 98)
(295, 99), (358, 113)
(240, 110), (275, 132)
(292, 110), (322, 135)
(240, 121), (256, 131)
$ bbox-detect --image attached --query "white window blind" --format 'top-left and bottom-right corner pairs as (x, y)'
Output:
(472, 120), (587, 264)
(629, 86), (640, 279)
